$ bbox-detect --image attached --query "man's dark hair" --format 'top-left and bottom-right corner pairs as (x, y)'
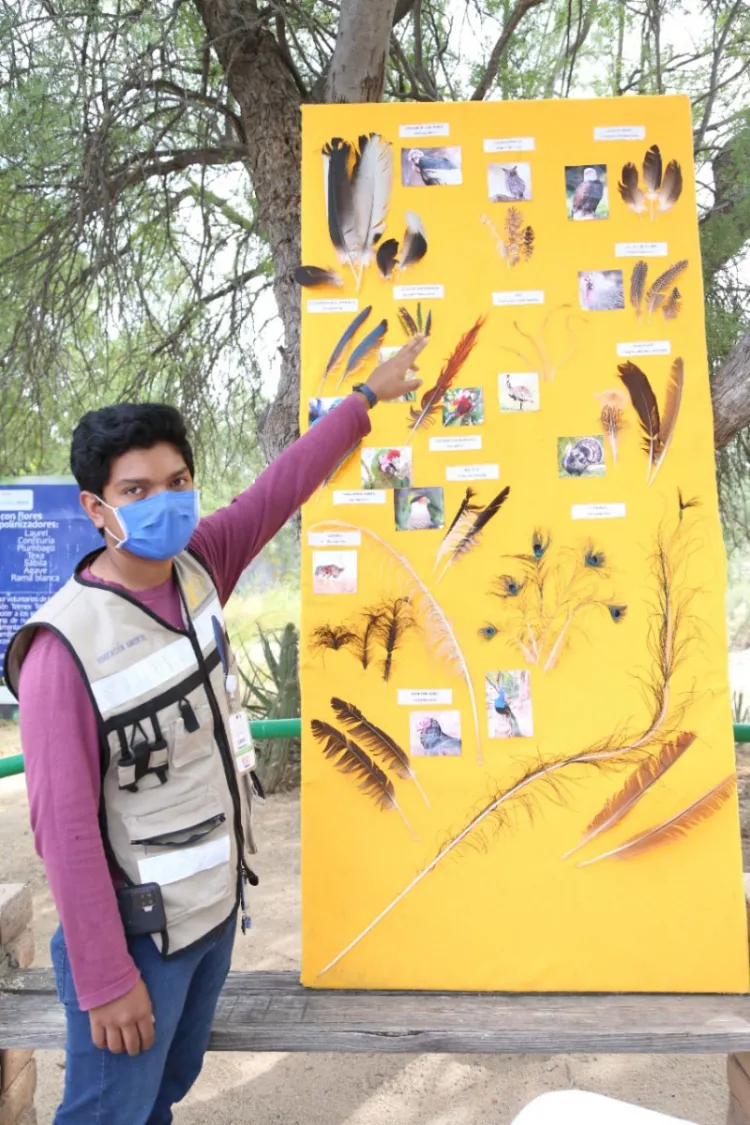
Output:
(70, 403), (195, 495)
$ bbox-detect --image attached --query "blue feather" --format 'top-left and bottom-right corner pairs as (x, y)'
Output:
(324, 305), (372, 378)
(341, 318), (388, 382)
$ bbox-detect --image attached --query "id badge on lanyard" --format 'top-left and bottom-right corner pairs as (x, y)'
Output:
(228, 710), (256, 773)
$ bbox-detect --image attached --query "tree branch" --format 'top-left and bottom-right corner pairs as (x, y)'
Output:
(471, 0), (547, 101)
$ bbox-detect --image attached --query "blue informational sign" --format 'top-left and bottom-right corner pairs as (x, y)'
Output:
(0, 481), (101, 667)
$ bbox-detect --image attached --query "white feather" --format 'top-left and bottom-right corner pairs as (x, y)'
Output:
(352, 135), (393, 266)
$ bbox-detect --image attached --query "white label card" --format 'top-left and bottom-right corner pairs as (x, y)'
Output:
(393, 284), (445, 300)
(617, 341), (671, 357)
(492, 291), (545, 306)
(594, 126), (646, 141)
(0, 489), (33, 511)
(430, 436), (482, 452)
(615, 242), (668, 258)
(400, 123), (450, 138)
(398, 689), (453, 706)
(446, 464), (499, 481)
(572, 503), (627, 520)
(228, 710), (253, 754)
(333, 490), (387, 505)
(307, 531), (361, 547)
(484, 137), (535, 153)
(307, 299), (359, 314)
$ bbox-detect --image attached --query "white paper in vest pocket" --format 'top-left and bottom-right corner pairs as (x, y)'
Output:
(228, 710), (256, 772)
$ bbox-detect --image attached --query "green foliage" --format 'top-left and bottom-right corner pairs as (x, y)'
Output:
(236, 624), (301, 793)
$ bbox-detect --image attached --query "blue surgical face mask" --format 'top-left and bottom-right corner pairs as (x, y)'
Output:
(99, 489), (200, 561)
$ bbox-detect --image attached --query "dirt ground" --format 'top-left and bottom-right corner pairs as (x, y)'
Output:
(1, 723), (746, 1125)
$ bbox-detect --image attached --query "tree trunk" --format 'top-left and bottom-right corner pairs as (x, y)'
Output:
(192, 0), (304, 464)
(194, 0), (401, 464)
(713, 332), (750, 448)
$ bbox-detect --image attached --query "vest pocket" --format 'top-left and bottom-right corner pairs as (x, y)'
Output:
(124, 790), (226, 854)
(170, 699), (214, 768)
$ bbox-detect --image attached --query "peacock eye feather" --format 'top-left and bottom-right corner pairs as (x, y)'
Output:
(495, 574), (524, 598)
(607, 604), (627, 622)
(478, 623), (499, 640)
(584, 547), (606, 568)
(531, 529), (550, 559)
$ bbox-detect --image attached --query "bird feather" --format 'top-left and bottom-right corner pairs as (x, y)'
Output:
(564, 732), (696, 859)
(310, 720), (415, 835)
(351, 134), (393, 265)
(323, 138), (357, 270)
(295, 265), (343, 288)
(310, 519), (483, 763)
(330, 697), (430, 807)
(646, 259), (688, 312)
(663, 287), (682, 321)
(398, 306), (419, 336)
(356, 608), (384, 670)
(436, 487), (511, 582)
(642, 145), (663, 193)
(371, 597), (416, 682)
(650, 357), (684, 485)
(338, 318), (388, 388)
(618, 163), (646, 214)
(579, 773), (735, 866)
(436, 488), (481, 565)
(376, 238), (399, 279)
(630, 260), (648, 319)
(400, 211), (428, 269)
(658, 160), (682, 211)
(408, 316), (485, 434)
(323, 305), (372, 380)
(618, 361), (660, 478)
(425, 309), (432, 336)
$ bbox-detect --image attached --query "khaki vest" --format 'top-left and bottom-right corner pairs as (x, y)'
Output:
(4, 549), (258, 957)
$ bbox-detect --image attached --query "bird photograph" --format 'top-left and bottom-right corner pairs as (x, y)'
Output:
(361, 446), (413, 490)
(488, 162), (532, 202)
(410, 712), (463, 757)
(566, 164), (608, 220)
(558, 435), (606, 478)
(485, 671), (533, 738)
(308, 396), (345, 428)
(401, 146), (463, 186)
(442, 387), (484, 426)
(499, 372), (540, 412)
(394, 487), (445, 532)
(312, 552), (357, 595)
(578, 269), (625, 311)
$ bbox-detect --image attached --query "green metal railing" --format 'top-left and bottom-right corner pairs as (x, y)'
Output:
(1, 719), (750, 782)
(0, 718), (303, 780)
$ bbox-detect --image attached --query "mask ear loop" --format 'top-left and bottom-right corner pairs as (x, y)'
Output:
(96, 496), (129, 549)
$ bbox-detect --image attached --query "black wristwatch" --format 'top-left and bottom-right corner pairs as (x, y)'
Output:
(352, 383), (377, 408)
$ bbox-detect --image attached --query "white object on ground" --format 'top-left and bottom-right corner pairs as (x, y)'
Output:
(511, 1091), (699, 1125)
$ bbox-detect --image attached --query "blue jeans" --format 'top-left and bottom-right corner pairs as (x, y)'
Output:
(50, 913), (235, 1124)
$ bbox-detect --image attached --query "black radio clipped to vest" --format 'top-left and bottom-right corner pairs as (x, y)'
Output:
(116, 882), (167, 936)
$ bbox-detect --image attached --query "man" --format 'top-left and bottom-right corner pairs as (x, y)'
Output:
(3, 335), (426, 1124)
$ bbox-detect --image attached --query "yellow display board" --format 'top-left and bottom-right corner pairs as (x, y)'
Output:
(298, 96), (749, 992)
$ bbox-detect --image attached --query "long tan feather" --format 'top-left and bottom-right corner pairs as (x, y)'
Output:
(579, 774), (735, 866)
(630, 260), (648, 318)
(658, 160), (683, 211)
(310, 519), (482, 763)
(434, 488), (481, 571)
(563, 733), (695, 859)
(650, 357), (684, 485)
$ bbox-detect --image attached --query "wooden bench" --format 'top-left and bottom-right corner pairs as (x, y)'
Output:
(4, 892), (750, 1124)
